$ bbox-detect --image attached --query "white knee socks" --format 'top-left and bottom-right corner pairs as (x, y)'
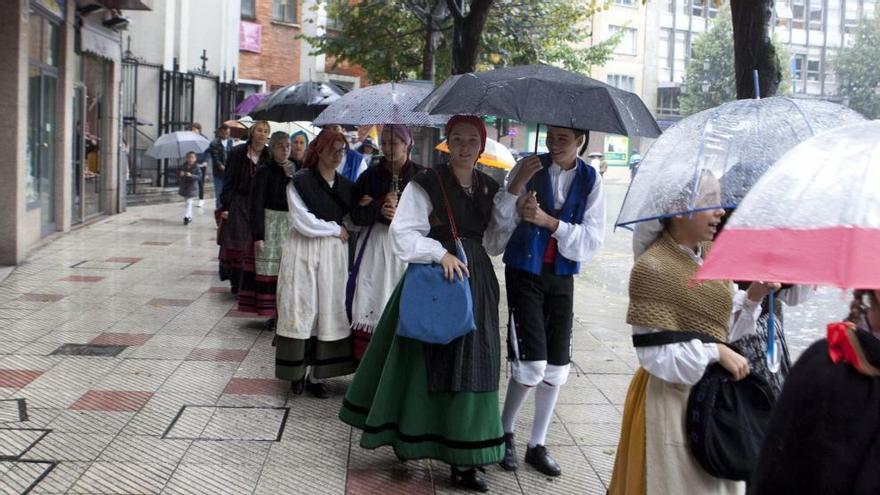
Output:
(529, 381), (561, 447)
(501, 377), (532, 434)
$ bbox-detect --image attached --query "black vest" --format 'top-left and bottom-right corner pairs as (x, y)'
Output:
(412, 163), (499, 253)
(292, 168), (353, 223)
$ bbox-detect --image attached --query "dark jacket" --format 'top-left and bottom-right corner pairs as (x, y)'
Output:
(350, 158), (422, 227)
(219, 142), (271, 211)
(292, 168), (353, 225)
(178, 162), (203, 198)
(249, 161), (293, 241)
(209, 137), (234, 178)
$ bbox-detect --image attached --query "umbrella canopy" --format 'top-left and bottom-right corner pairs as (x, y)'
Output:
(233, 92), (268, 117)
(696, 120), (880, 289)
(145, 131), (210, 159)
(314, 81), (449, 127)
(249, 81), (347, 122)
(415, 64), (661, 138)
(435, 138), (516, 170)
(616, 97), (865, 228)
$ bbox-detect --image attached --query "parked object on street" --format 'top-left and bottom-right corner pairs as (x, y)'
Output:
(145, 130), (211, 159)
(249, 80), (348, 122)
(416, 64), (661, 139)
(697, 120), (880, 288)
(314, 80), (449, 127)
(616, 97), (865, 228)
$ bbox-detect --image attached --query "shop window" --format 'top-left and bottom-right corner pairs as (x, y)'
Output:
(273, 0), (297, 23)
(241, 0), (256, 19)
(657, 87), (681, 117)
(609, 25), (637, 55)
(607, 74), (636, 92)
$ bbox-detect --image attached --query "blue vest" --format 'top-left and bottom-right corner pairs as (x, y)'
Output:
(502, 154), (597, 276)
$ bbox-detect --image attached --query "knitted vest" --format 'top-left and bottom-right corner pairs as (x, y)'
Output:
(627, 231), (733, 341)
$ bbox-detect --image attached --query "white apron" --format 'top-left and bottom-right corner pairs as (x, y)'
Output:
(350, 223), (407, 333)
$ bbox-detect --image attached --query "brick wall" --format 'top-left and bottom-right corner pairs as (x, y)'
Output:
(239, 0), (302, 88)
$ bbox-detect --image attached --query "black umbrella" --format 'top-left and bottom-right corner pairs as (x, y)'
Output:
(415, 64), (661, 138)
(248, 81), (348, 122)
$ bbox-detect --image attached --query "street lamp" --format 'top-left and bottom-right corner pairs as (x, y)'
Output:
(702, 60), (711, 94)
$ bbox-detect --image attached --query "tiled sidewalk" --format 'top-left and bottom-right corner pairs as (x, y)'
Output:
(0, 202), (636, 494)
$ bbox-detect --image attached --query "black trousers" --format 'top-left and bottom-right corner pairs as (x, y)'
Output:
(197, 165), (207, 200)
(504, 265), (574, 365)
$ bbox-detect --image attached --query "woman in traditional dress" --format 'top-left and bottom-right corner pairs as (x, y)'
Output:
(219, 121), (271, 295)
(348, 124), (423, 361)
(750, 289), (880, 495)
(275, 129), (356, 398)
(289, 130), (309, 171)
(249, 132), (294, 327)
(340, 116), (510, 493)
(608, 173), (778, 495)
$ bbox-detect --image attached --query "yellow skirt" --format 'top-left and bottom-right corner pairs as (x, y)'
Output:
(608, 367), (649, 495)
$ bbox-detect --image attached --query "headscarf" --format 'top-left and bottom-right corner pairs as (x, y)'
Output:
(381, 124), (414, 152)
(302, 129), (348, 169)
(290, 130), (310, 147)
(445, 115), (487, 154)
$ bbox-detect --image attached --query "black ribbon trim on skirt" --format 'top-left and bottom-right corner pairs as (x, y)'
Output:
(342, 400), (505, 450)
(275, 355), (355, 367)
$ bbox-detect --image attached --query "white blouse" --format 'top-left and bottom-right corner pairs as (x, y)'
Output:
(634, 243), (764, 385)
(390, 181), (511, 264)
(492, 160), (606, 263)
(286, 181), (342, 238)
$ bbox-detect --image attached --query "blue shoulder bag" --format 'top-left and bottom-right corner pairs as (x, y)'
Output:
(397, 170), (477, 345)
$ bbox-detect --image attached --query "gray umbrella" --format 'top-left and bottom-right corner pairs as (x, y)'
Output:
(313, 80), (449, 127)
(145, 131), (210, 159)
(415, 64), (661, 138)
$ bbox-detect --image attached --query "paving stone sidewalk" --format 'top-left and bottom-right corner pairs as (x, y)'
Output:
(0, 200), (637, 494)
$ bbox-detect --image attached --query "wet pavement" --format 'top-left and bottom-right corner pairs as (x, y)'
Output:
(0, 168), (842, 494)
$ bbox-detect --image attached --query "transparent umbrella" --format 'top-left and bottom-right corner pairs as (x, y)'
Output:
(616, 97), (865, 228)
(314, 80), (449, 127)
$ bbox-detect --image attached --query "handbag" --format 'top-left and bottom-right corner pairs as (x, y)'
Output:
(633, 331), (775, 481)
(397, 169), (477, 345)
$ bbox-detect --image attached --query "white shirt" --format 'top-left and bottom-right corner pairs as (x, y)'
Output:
(390, 181), (510, 263)
(286, 181), (342, 238)
(634, 243), (765, 385)
(491, 160), (606, 263)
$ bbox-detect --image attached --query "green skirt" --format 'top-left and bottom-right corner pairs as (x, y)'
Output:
(339, 280), (505, 467)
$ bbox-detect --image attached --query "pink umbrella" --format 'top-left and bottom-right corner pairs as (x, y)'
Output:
(696, 120), (880, 289)
(234, 92), (268, 118)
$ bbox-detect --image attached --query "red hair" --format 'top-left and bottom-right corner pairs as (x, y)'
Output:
(445, 115), (487, 154)
(303, 129), (348, 169)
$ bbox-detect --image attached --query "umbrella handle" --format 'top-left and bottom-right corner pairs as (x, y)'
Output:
(766, 290), (781, 373)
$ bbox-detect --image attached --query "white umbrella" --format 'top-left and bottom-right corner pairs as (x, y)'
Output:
(145, 131), (211, 159)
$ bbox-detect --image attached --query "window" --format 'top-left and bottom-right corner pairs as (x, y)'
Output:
(273, 0), (297, 23)
(325, 0), (345, 30)
(707, 2), (719, 18)
(609, 25), (637, 55)
(615, 0), (636, 5)
(808, 2), (823, 30)
(666, 0), (675, 14)
(673, 31), (687, 82)
(792, 54), (806, 92)
(657, 87), (681, 117)
(844, 0), (860, 32)
(659, 28), (673, 70)
(792, 0), (806, 29)
(806, 59), (820, 81)
(690, 0), (704, 17)
(607, 74), (636, 92)
(241, 0), (255, 18)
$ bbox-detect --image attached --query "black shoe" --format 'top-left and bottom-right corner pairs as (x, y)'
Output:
(183, 217), (191, 225)
(499, 432), (518, 471)
(230, 285), (239, 295)
(263, 318), (276, 331)
(305, 380), (331, 399)
(450, 467), (487, 493)
(525, 445), (562, 477)
(290, 378), (305, 395)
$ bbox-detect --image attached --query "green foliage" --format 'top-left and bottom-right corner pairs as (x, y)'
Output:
(679, 4), (791, 116)
(303, 0), (618, 83)
(833, 5), (880, 119)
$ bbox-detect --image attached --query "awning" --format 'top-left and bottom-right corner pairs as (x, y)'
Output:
(81, 20), (121, 61)
(96, 0), (152, 10)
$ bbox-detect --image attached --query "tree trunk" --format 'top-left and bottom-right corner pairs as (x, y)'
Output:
(421, 1), (448, 81)
(447, 0), (494, 75)
(730, 0), (781, 98)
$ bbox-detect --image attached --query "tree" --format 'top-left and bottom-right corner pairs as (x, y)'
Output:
(730, 0), (781, 99)
(679, 4), (790, 116)
(304, 0), (619, 83)
(834, 5), (880, 119)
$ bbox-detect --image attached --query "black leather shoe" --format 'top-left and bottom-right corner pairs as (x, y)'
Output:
(305, 380), (331, 399)
(525, 445), (562, 477)
(290, 378), (305, 395)
(450, 467), (488, 493)
(499, 432), (518, 471)
(263, 318), (276, 331)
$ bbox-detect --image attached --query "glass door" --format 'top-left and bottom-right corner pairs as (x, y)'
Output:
(71, 86), (85, 224)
